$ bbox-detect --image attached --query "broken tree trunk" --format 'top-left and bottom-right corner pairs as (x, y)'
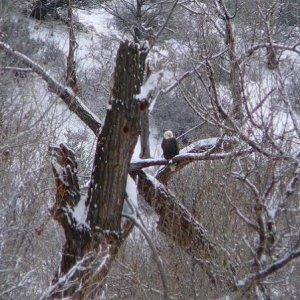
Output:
(137, 171), (236, 289)
(47, 41), (142, 299)
(86, 41), (142, 233)
(49, 143), (91, 278)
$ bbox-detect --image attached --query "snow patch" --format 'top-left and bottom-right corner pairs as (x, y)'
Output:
(123, 175), (138, 215)
(75, 8), (120, 38)
(126, 175), (138, 209)
(180, 137), (219, 153)
(136, 72), (163, 101)
(72, 198), (90, 230)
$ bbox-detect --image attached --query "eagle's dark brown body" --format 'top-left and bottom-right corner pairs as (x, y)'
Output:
(161, 137), (179, 159)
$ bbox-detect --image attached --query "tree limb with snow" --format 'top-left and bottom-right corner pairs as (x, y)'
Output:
(0, 42), (101, 134)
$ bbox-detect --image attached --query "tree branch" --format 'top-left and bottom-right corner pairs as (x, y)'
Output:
(66, 0), (78, 92)
(237, 249), (300, 290)
(0, 42), (101, 134)
(241, 42), (300, 63)
(161, 49), (227, 95)
(130, 148), (252, 171)
(123, 201), (170, 300)
(155, 137), (240, 183)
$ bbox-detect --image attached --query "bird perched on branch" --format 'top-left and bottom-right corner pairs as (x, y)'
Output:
(161, 130), (179, 160)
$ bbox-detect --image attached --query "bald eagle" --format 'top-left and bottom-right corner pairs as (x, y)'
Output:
(161, 131), (179, 159)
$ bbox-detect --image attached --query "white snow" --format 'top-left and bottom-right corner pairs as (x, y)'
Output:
(72, 198), (90, 230)
(95, 252), (111, 273)
(84, 179), (91, 188)
(123, 175), (138, 216)
(75, 8), (121, 39)
(132, 126), (163, 160)
(26, 9), (112, 143)
(126, 175), (138, 209)
(136, 71), (163, 101)
(180, 137), (219, 154)
(145, 173), (162, 190)
(266, 199), (278, 219)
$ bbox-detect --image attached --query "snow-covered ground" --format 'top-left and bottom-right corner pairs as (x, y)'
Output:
(75, 8), (121, 38)
(25, 6), (300, 159)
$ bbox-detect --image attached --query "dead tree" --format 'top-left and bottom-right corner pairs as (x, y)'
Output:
(45, 41), (143, 298)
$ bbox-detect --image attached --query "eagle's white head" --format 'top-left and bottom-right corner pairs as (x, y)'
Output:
(163, 130), (174, 139)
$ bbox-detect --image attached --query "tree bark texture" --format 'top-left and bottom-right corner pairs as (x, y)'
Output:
(139, 48), (151, 159)
(86, 41), (142, 233)
(140, 106), (151, 158)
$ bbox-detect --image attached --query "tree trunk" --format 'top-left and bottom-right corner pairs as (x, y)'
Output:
(134, 4), (151, 159)
(48, 41), (143, 299)
(86, 41), (142, 233)
(66, 0), (78, 92)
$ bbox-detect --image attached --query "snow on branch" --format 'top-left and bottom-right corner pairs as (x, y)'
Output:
(130, 148), (252, 171)
(130, 136), (237, 171)
(130, 157), (168, 171)
(49, 143), (90, 232)
(42, 244), (112, 299)
(0, 66), (32, 72)
(130, 137), (250, 184)
(236, 249), (300, 290)
(155, 136), (243, 182)
(135, 71), (163, 103)
(241, 42), (300, 62)
(0, 42), (101, 134)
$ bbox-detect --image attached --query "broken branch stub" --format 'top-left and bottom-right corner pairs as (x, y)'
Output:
(49, 143), (91, 280)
